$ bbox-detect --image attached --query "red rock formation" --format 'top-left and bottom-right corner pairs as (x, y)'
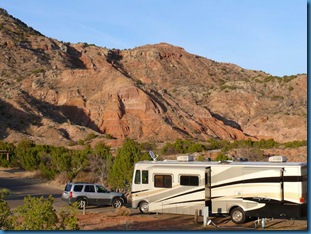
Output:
(0, 9), (306, 147)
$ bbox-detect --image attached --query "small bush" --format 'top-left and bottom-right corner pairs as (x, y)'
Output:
(68, 141), (77, 146)
(272, 95), (284, 100)
(13, 195), (79, 230)
(284, 140), (307, 148)
(197, 155), (205, 161)
(0, 188), (10, 196)
(85, 133), (97, 141)
(215, 152), (229, 161)
(0, 194), (14, 230)
(161, 139), (207, 155)
(13, 195), (58, 230)
(115, 206), (131, 216)
(105, 134), (115, 139)
(58, 204), (80, 230)
(32, 68), (45, 74)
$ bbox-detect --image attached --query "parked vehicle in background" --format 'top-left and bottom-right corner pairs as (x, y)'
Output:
(61, 182), (127, 209)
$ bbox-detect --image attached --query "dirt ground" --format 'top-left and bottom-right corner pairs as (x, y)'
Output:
(76, 210), (308, 231)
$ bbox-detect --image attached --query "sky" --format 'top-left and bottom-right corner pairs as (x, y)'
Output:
(0, 0), (307, 76)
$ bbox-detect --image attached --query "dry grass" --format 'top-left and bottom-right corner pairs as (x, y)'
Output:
(115, 206), (131, 216)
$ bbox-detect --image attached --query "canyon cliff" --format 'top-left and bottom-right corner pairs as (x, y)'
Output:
(0, 9), (307, 148)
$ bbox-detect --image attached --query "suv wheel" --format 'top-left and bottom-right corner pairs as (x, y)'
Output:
(77, 198), (87, 209)
(112, 198), (123, 208)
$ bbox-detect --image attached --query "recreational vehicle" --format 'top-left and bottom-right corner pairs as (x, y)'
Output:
(131, 154), (307, 224)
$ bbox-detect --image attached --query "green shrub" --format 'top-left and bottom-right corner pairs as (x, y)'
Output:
(68, 141), (77, 146)
(282, 75), (297, 83)
(16, 139), (40, 171)
(161, 139), (207, 155)
(136, 80), (143, 86)
(108, 138), (149, 190)
(207, 138), (230, 150)
(13, 195), (58, 230)
(32, 68), (45, 74)
(105, 134), (115, 139)
(215, 152), (229, 161)
(253, 139), (280, 148)
(264, 76), (277, 82)
(0, 194), (14, 230)
(85, 133), (97, 141)
(0, 188), (10, 196)
(272, 95), (284, 100)
(12, 195), (79, 230)
(284, 140), (307, 148)
(197, 155), (205, 161)
(58, 203), (80, 230)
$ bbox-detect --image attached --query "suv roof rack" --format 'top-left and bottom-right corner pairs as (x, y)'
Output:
(70, 181), (90, 184)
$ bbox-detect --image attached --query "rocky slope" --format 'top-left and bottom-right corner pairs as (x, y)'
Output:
(0, 8), (307, 147)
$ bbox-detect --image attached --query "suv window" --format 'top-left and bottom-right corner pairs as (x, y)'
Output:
(96, 185), (108, 193)
(73, 185), (84, 192)
(64, 184), (72, 192)
(84, 185), (95, 193)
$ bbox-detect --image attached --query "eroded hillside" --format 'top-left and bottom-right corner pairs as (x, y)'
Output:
(0, 8), (307, 147)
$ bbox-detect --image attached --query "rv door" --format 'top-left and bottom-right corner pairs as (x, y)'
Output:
(205, 167), (211, 213)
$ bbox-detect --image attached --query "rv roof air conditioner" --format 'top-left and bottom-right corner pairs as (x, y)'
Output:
(268, 156), (287, 163)
(177, 155), (194, 162)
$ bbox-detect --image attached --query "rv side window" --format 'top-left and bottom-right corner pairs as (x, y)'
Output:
(134, 170), (140, 184)
(154, 175), (172, 188)
(180, 175), (199, 186)
(142, 170), (149, 184)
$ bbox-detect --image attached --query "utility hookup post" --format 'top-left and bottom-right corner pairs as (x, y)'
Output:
(194, 209), (198, 223)
(82, 201), (86, 215)
(203, 207), (209, 226)
(261, 218), (266, 228)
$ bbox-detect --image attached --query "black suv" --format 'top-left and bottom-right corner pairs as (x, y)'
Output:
(61, 182), (127, 209)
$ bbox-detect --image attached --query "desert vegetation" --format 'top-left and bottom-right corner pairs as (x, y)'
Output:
(0, 194), (79, 230)
(0, 137), (306, 230)
(0, 138), (306, 192)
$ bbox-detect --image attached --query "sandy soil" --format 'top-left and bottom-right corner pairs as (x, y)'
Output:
(76, 210), (308, 231)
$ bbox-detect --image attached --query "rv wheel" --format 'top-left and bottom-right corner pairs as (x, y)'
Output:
(230, 207), (246, 224)
(139, 201), (149, 214)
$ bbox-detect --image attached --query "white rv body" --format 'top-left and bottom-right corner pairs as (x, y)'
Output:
(131, 157), (307, 223)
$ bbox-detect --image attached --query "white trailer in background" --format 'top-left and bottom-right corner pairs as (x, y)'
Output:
(131, 155), (307, 224)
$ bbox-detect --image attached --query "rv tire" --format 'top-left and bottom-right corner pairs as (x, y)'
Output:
(139, 201), (149, 214)
(230, 207), (246, 224)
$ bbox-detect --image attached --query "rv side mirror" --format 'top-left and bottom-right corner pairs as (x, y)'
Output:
(124, 179), (128, 185)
